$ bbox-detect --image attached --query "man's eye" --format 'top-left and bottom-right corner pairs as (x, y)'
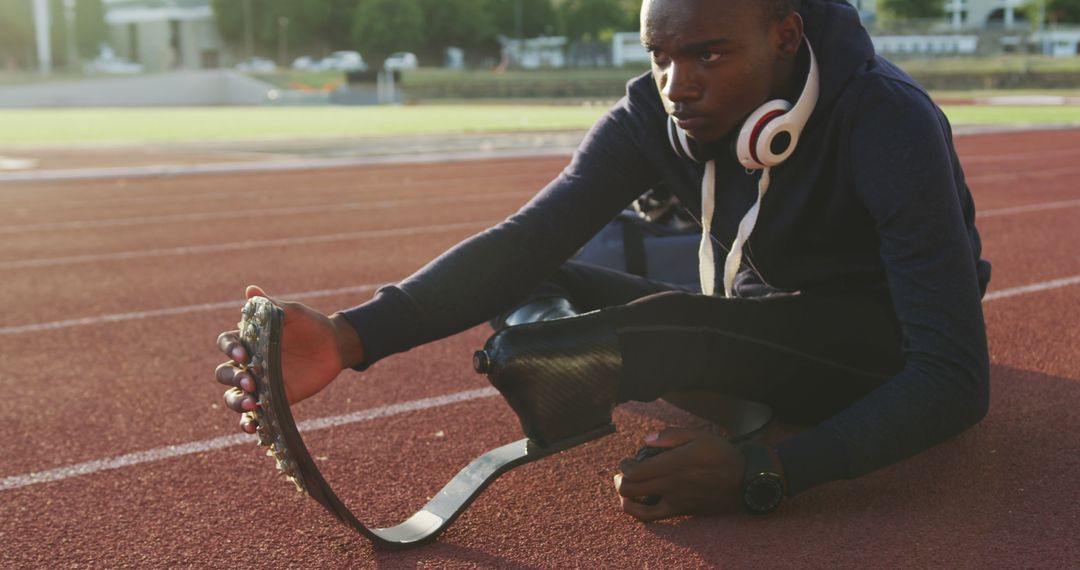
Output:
(650, 50), (670, 66)
(699, 50), (723, 63)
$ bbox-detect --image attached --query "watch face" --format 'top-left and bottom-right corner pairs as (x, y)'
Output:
(744, 474), (784, 514)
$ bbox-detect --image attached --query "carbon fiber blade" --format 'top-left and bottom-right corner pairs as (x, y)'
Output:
(237, 296), (613, 549)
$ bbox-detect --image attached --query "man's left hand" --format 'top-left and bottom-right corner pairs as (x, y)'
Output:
(614, 427), (745, 521)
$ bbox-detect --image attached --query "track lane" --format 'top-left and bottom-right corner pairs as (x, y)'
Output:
(3, 129), (1080, 568)
(0, 307), (495, 477)
(0, 157), (568, 205)
(2, 132), (1077, 473)
(3, 358), (1076, 568)
(975, 207), (1080, 290)
(0, 221), (489, 326)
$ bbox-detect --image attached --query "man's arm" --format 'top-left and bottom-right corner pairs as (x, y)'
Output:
(774, 77), (991, 495)
(341, 96), (663, 370)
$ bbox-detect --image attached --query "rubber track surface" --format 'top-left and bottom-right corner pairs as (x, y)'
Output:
(1, 132), (1078, 568)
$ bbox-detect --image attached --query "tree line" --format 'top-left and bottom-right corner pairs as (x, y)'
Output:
(217, 0), (1080, 66)
(211, 0), (643, 66)
(3, 0), (1079, 73)
(1, 0), (108, 70)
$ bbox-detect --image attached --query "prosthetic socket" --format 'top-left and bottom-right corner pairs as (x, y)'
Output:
(474, 301), (625, 448)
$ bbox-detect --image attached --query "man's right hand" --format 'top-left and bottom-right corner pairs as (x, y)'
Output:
(214, 285), (365, 434)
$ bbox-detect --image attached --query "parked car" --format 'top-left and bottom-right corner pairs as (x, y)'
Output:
(319, 51), (367, 72)
(383, 52), (418, 71)
(83, 44), (143, 75)
(291, 56), (318, 71)
(235, 57), (277, 73)
(84, 56), (144, 75)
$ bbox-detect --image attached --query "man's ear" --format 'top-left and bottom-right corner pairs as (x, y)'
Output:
(775, 12), (804, 59)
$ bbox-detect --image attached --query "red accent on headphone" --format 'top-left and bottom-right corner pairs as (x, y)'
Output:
(748, 109), (787, 166)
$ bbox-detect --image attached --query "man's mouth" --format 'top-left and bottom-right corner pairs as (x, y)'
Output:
(673, 113), (708, 133)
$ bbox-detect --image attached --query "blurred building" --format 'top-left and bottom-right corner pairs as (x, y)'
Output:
(498, 36), (567, 69)
(1032, 29), (1080, 56)
(611, 32), (648, 68)
(104, 0), (222, 72)
(862, 1), (1080, 57)
(858, 0), (1049, 31)
(943, 0), (1033, 30)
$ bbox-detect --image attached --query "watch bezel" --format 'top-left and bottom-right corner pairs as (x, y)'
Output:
(742, 471), (785, 514)
(739, 442), (785, 515)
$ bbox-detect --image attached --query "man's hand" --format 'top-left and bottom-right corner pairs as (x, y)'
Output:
(214, 285), (364, 434)
(614, 428), (746, 521)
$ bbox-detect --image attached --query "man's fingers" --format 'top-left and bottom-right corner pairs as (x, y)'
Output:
(620, 429), (714, 481)
(223, 387), (258, 413)
(215, 362), (257, 392)
(245, 284), (268, 300)
(619, 493), (674, 522)
(618, 447), (686, 482)
(650, 427), (704, 448)
(614, 473), (665, 500)
(215, 362), (238, 387)
(216, 331), (248, 363)
(240, 413), (259, 434)
(222, 285), (271, 363)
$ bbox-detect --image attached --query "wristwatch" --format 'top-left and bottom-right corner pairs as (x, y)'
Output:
(739, 443), (786, 515)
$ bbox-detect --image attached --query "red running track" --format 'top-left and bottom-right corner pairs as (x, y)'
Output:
(1, 130), (1078, 568)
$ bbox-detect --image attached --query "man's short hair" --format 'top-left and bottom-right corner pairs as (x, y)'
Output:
(762, 0), (800, 21)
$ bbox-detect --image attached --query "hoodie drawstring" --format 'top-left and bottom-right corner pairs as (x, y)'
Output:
(699, 164), (772, 298)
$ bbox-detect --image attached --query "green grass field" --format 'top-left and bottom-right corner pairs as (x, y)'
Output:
(251, 67), (648, 90)
(940, 105), (1080, 125)
(1, 104), (1078, 147)
(0, 105), (609, 146)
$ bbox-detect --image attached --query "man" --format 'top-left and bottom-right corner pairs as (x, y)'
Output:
(217, 0), (990, 521)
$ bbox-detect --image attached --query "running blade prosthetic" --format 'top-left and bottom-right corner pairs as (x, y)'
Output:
(236, 296), (614, 549)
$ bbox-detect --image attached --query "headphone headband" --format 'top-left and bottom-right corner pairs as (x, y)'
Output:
(739, 37), (819, 169)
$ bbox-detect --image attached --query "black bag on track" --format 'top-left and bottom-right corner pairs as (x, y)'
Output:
(574, 185), (701, 291)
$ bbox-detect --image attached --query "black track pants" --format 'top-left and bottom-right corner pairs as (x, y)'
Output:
(510, 260), (905, 425)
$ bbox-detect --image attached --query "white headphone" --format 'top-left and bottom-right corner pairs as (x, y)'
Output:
(667, 37), (819, 170)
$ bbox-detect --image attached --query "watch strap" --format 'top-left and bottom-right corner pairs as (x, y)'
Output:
(739, 442), (785, 514)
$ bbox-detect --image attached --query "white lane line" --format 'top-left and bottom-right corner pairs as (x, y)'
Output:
(977, 197), (1080, 218)
(4, 273), (1080, 337)
(0, 190), (528, 234)
(983, 275), (1080, 302)
(0, 283), (386, 336)
(1, 274), (1077, 490)
(0, 170), (544, 214)
(967, 164), (1080, 185)
(0, 188), (1066, 238)
(0, 219), (496, 270)
(0, 126), (1070, 184)
(0, 387), (499, 492)
(0, 147), (576, 183)
(961, 147), (1080, 165)
(0, 162), (557, 209)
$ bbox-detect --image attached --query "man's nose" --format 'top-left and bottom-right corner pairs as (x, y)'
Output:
(662, 63), (699, 103)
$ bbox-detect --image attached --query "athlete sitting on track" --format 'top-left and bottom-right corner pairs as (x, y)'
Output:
(216, 0), (990, 520)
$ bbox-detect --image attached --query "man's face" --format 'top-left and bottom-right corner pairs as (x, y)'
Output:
(642, 0), (784, 143)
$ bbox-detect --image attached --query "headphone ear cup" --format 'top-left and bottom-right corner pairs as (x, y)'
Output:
(736, 100), (792, 170)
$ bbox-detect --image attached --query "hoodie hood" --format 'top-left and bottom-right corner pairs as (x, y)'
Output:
(799, 0), (878, 120)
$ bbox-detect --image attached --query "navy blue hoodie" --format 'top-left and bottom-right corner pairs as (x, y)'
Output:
(343, 0), (991, 496)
